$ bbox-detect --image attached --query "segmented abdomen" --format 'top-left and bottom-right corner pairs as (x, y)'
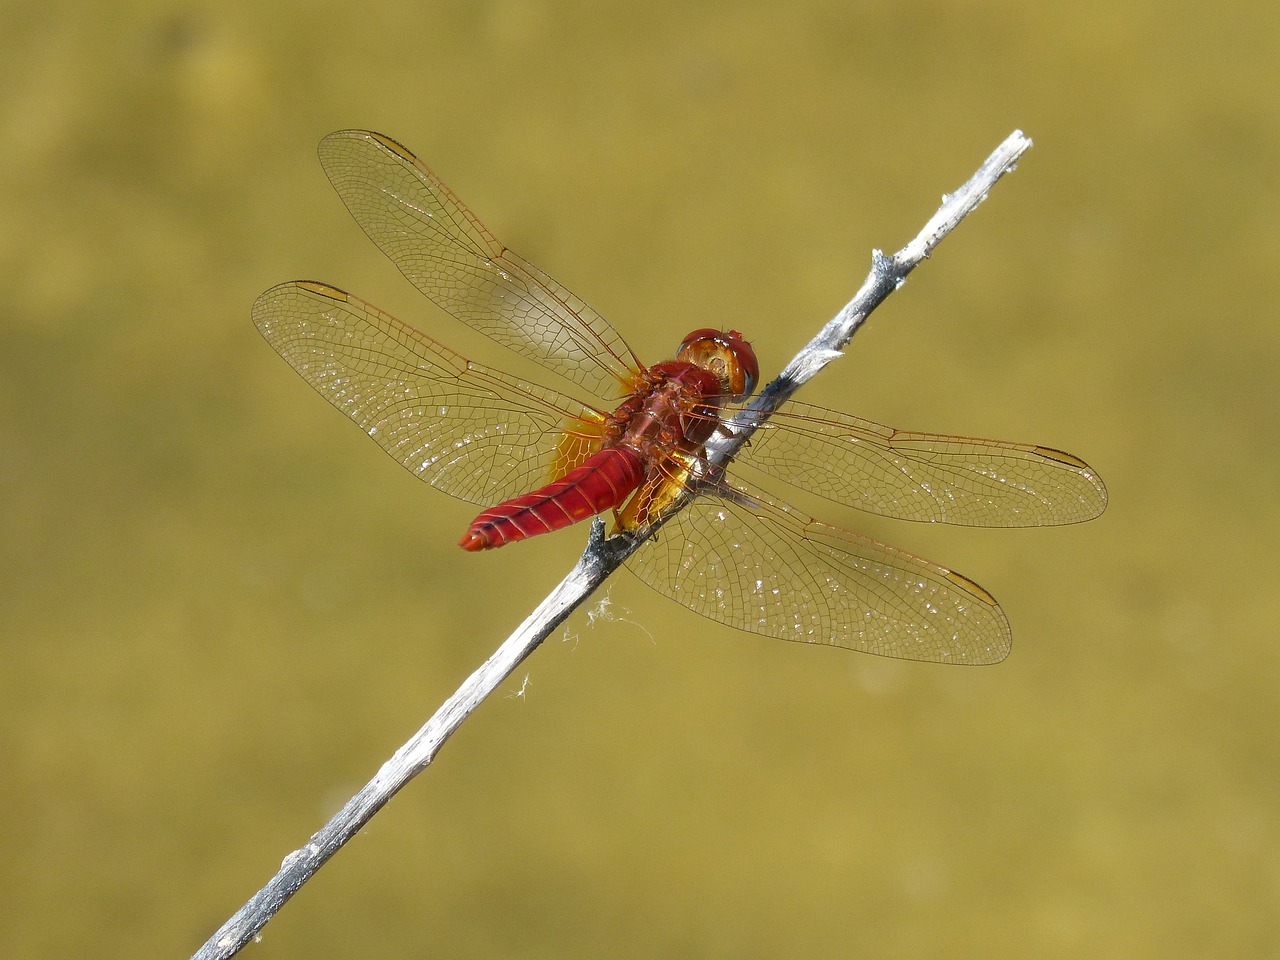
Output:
(459, 447), (645, 551)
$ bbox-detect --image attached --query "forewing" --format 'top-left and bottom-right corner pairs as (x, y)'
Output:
(253, 281), (606, 506)
(626, 478), (1011, 664)
(317, 130), (641, 399)
(736, 400), (1108, 527)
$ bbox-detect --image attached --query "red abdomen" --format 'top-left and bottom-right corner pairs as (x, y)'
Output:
(460, 447), (645, 551)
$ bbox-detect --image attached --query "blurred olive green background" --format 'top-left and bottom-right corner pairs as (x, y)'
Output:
(3, 0), (1277, 957)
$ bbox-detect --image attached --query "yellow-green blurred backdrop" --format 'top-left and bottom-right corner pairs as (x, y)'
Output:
(4, 1), (1277, 957)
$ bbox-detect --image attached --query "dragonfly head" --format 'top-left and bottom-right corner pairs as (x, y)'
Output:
(676, 329), (759, 403)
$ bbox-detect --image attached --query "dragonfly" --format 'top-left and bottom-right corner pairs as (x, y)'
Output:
(253, 130), (1107, 665)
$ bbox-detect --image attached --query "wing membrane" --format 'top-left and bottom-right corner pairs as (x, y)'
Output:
(253, 281), (606, 506)
(737, 400), (1108, 527)
(317, 130), (641, 400)
(627, 477), (1011, 664)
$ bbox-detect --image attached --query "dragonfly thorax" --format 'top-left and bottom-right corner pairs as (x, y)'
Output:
(612, 361), (724, 452)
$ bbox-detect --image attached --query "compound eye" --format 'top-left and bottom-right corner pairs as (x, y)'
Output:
(676, 329), (759, 402)
(734, 342), (758, 400)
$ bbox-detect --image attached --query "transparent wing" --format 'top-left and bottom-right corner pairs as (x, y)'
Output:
(735, 400), (1108, 527)
(626, 477), (1011, 664)
(252, 281), (606, 506)
(317, 129), (642, 400)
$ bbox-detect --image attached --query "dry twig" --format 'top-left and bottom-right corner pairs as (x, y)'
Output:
(192, 130), (1032, 960)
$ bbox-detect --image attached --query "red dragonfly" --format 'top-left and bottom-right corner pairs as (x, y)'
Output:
(254, 130), (1107, 665)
